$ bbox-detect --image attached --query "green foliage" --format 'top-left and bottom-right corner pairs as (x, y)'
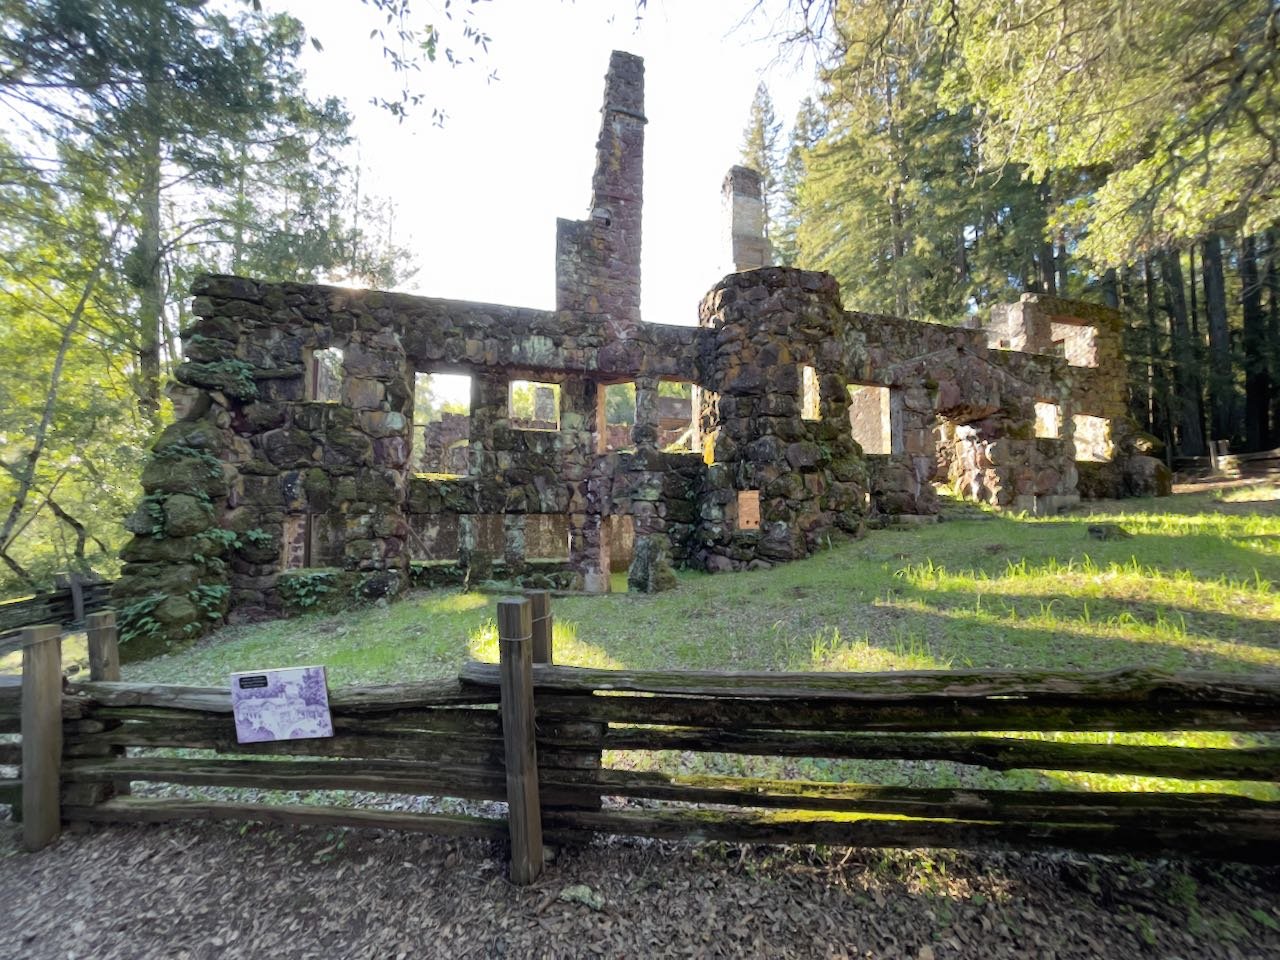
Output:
(118, 594), (165, 647)
(796, 0), (1278, 263)
(186, 360), (259, 400)
(603, 382), (636, 426)
(0, 0), (418, 600)
(793, 7), (1052, 320)
(140, 494), (168, 539)
(740, 82), (783, 253)
(189, 583), (229, 623)
(276, 569), (339, 610)
(242, 528), (274, 548)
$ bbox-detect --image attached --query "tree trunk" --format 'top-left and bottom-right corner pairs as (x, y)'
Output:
(1161, 250), (1205, 456)
(1101, 268), (1119, 309)
(136, 129), (164, 421)
(1202, 235), (1233, 445)
(1187, 247), (1208, 448)
(1035, 182), (1056, 295)
(1241, 234), (1269, 451)
(1119, 265), (1149, 430)
(1266, 229), (1280, 448)
(1055, 236), (1068, 296)
(1143, 258), (1170, 448)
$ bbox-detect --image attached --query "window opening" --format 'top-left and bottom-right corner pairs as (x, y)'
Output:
(414, 372), (472, 478)
(801, 366), (821, 421)
(847, 384), (892, 455)
(510, 380), (560, 431)
(1073, 414), (1112, 462)
(658, 381), (697, 452)
(307, 347), (344, 403)
(601, 382), (636, 452)
(1034, 401), (1061, 439)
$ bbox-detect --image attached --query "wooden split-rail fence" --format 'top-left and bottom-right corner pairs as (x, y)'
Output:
(0, 574), (114, 652)
(1, 593), (1278, 883)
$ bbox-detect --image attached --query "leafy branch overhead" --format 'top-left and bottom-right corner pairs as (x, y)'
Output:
(772, 0), (1279, 258)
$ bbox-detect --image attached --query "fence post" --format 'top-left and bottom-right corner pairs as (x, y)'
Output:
(497, 597), (543, 884)
(86, 610), (120, 682)
(53, 573), (85, 625)
(21, 624), (62, 851)
(528, 590), (553, 666)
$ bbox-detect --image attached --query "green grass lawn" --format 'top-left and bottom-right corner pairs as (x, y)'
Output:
(106, 482), (1280, 802)
(127, 483), (1280, 686)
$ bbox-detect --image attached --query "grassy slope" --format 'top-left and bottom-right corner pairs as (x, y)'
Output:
(108, 484), (1280, 800)
(128, 485), (1280, 686)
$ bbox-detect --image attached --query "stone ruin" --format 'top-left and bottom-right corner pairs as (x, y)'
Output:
(112, 51), (1169, 653)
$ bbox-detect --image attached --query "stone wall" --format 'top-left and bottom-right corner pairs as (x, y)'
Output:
(419, 412), (469, 475)
(114, 49), (1160, 652)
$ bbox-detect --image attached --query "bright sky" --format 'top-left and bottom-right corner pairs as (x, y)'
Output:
(270, 0), (814, 327)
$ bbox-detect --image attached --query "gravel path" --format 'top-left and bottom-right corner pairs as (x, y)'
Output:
(1, 818), (1277, 959)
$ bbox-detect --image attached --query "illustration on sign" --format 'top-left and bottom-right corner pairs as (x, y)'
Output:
(231, 665), (334, 744)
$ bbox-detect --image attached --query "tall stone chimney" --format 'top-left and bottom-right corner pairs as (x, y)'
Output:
(722, 165), (769, 274)
(555, 51), (646, 340)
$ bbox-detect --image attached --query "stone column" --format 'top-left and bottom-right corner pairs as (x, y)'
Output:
(632, 375), (660, 450)
(722, 165), (769, 274)
(568, 513), (611, 593)
(467, 370), (507, 478)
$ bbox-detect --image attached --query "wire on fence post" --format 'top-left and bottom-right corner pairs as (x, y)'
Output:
(497, 596), (543, 884)
(527, 590), (553, 666)
(21, 623), (62, 851)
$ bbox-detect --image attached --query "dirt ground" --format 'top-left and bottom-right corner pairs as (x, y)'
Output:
(1, 819), (1277, 959)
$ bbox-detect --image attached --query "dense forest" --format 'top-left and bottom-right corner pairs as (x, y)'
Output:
(0, 0), (418, 596)
(1, 0), (1276, 599)
(746, 0), (1278, 463)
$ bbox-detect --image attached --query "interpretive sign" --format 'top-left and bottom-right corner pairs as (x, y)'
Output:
(737, 489), (761, 530)
(231, 665), (333, 744)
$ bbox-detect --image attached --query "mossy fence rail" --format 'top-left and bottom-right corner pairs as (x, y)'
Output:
(1, 594), (1278, 883)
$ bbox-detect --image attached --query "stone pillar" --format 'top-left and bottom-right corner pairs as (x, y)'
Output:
(467, 370), (507, 478)
(632, 375), (660, 450)
(569, 513), (611, 593)
(722, 165), (769, 274)
(338, 329), (412, 581)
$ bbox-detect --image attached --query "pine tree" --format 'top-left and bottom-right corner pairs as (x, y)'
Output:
(774, 96), (824, 267)
(740, 82), (783, 256)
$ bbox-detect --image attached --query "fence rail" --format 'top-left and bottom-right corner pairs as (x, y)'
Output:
(0, 577), (114, 652)
(1, 596), (1278, 879)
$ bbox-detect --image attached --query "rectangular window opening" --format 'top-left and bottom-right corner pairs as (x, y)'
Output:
(510, 380), (560, 431)
(847, 384), (892, 455)
(306, 347), (344, 403)
(801, 366), (821, 421)
(659, 380), (697, 452)
(601, 382), (636, 453)
(1073, 414), (1113, 462)
(415, 372), (472, 478)
(1034, 401), (1061, 440)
